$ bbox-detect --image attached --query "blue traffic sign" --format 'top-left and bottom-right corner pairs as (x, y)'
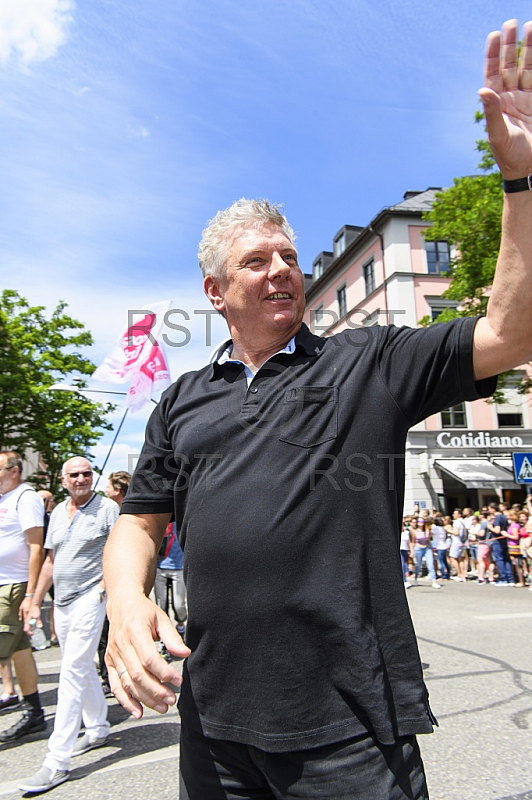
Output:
(512, 452), (532, 484)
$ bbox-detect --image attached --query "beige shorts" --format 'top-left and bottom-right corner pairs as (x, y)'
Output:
(0, 582), (31, 660)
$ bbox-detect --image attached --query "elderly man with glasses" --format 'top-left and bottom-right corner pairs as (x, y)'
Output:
(18, 456), (118, 794)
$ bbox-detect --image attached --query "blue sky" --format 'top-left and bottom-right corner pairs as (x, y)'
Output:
(1, 0), (530, 482)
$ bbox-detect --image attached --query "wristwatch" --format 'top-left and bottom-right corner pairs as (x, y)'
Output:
(503, 175), (532, 193)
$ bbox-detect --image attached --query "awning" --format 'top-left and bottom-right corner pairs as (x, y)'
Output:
(435, 458), (519, 489)
(492, 457), (514, 474)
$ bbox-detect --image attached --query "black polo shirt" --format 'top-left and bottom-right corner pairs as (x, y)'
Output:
(122, 318), (496, 751)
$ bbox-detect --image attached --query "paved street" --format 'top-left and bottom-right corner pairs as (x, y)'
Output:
(408, 580), (532, 800)
(0, 582), (531, 799)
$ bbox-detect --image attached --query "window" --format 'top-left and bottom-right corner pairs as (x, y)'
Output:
(314, 259), (323, 280)
(337, 285), (347, 319)
(313, 305), (324, 325)
(363, 260), (375, 296)
(441, 403), (467, 428)
(334, 233), (345, 258)
(497, 413), (523, 428)
(426, 240), (450, 274)
(496, 376), (525, 428)
(429, 300), (459, 322)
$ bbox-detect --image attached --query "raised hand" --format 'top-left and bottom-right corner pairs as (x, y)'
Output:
(479, 20), (532, 179)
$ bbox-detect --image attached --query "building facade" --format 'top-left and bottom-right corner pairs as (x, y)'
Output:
(304, 188), (532, 514)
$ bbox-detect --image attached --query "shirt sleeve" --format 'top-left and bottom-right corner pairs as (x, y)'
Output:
(376, 317), (497, 426)
(17, 491), (45, 533)
(121, 394), (178, 516)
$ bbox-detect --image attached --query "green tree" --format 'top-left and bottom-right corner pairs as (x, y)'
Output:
(420, 112), (502, 324)
(421, 112), (531, 400)
(0, 290), (114, 494)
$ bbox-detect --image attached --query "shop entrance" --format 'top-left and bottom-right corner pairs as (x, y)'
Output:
(440, 474), (476, 515)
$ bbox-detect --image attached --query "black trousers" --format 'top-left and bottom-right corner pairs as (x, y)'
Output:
(97, 616), (109, 686)
(179, 723), (429, 800)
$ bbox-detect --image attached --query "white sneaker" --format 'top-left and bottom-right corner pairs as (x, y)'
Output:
(432, 582), (442, 590)
(18, 766), (69, 793)
(72, 732), (109, 756)
(404, 581), (412, 589)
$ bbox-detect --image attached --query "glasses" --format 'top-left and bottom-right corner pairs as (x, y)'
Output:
(0, 466), (14, 472)
(66, 471), (93, 479)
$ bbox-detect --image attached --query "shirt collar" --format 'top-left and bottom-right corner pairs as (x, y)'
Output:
(217, 337), (296, 366)
(67, 492), (96, 513)
(209, 323), (323, 382)
(217, 338), (295, 386)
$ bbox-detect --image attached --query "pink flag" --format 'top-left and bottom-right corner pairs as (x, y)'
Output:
(93, 301), (172, 411)
(125, 342), (171, 411)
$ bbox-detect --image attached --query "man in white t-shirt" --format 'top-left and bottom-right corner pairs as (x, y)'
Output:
(0, 451), (46, 741)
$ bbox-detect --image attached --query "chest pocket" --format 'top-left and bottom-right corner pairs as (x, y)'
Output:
(278, 386), (338, 448)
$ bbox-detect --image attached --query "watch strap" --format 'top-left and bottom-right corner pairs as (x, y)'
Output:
(503, 174), (532, 193)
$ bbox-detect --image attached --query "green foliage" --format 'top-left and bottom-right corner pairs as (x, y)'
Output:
(422, 108), (503, 321)
(422, 172), (503, 319)
(0, 290), (114, 494)
(422, 110), (530, 403)
(418, 306), (463, 328)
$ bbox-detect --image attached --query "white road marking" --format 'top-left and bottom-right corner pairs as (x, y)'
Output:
(0, 745), (178, 796)
(473, 612), (532, 620)
(97, 744), (177, 773)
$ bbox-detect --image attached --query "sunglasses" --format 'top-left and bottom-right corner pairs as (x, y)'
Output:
(67, 471), (93, 478)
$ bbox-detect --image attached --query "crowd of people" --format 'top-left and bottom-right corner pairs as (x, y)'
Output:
(401, 500), (532, 589)
(0, 451), (188, 794)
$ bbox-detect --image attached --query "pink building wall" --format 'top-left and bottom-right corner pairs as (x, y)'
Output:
(470, 398), (496, 428)
(304, 240), (383, 333)
(412, 276), (454, 321)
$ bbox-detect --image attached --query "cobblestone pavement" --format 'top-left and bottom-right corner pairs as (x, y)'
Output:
(0, 582), (531, 798)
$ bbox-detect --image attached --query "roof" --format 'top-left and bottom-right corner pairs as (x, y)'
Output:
(388, 188), (445, 213)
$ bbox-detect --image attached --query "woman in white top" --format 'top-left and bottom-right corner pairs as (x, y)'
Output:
(467, 515), (482, 576)
(431, 516), (450, 580)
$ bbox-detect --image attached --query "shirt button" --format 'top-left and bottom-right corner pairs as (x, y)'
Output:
(249, 386), (258, 393)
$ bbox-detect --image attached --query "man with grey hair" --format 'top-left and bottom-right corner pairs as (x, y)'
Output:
(0, 451), (45, 740)
(18, 457), (118, 794)
(105, 20), (532, 800)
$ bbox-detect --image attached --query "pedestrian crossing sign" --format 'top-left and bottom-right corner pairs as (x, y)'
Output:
(512, 452), (532, 483)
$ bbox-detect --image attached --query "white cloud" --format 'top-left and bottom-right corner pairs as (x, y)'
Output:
(0, 0), (73, 66)
(89, 442), (141, 486)
(128, 123), (151, 138)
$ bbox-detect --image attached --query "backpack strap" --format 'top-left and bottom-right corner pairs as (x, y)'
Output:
(15, 488), (33, 511)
